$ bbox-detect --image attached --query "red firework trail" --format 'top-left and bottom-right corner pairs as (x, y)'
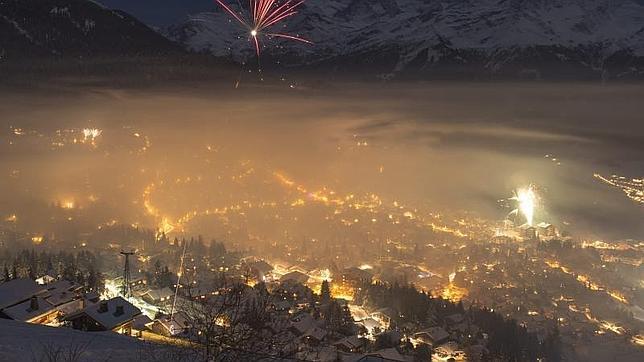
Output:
(215, 0), (312, 56)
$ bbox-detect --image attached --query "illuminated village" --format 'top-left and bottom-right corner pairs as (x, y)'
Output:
(2, 0), (644, 359)
(0, 125), (642, 361)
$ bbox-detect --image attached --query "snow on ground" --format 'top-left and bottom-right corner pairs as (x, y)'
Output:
(0, 319), (184, 361)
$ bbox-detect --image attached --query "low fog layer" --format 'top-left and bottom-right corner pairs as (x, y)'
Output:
(1, 81), (643, 240)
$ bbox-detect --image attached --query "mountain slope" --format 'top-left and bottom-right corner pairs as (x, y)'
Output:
(0, 0), (182, 60)
(169, 0), (644, 79)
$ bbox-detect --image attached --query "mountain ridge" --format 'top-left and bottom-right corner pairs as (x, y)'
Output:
(0, 0), (182, 60)
(168, 0), (644, 79)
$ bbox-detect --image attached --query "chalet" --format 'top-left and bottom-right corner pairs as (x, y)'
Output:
(65, 296), (142, 336)
(132, 314), (153, 338)
(35, 274), (56, 285)
(521, 225), (537, 240)
(413, 326), (449, 346)
(334, 335), (366, 353)
(537, 222), (557, 238)
(43, 280), (83, 302)
(0, 278), (47, 312)
(141, 287), (174, 305)
(247, 259), (273, 281)
(281, 270), (310, 284)
(113, 275), (147, 293)
(0, 279), (86, 325)
(147, 312), (193, 337)
(42, 280), (86, 320)
(356, 317), (380, 334)
(341, 267), (373, 286)
(1, 296), (57, 324)
(371, 308), (394, 328)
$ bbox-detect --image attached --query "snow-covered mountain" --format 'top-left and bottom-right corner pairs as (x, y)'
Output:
(0, 0), (182, 59)
(169, 0), (644, 78)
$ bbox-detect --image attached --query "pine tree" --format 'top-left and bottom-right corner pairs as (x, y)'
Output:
(325, 300), (343, 332)
(340, 303), (355, 335)
(414, 343), (432, 362)
(2, 265), (9, 281)
(320, 280), (331, 303)
(153, 259), (162, 286)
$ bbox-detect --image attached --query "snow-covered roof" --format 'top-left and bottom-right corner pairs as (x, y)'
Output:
(45, 280), (79, 292)
(35, 275), (56, 285)
(0, 278), (47, 309)
(143, 287), (174, 302)
(334, 335), (364, 350)
(132, 314), (152, 331)
(359, 348), (410, 362)
(302, 326), (327, 341)
(434, 341), (461, 355)
(250, 260), (273, 274)
(1, 296), (55, 322)
(45, 290), (77, 307)
(81, 296), (141, 330)
(151, 312), (192, 336)
(415, 326), (449, 345)
(84, 291), (100, 302)
(356, 317), (380, 331)
(43, 281), (81, 307)
(281, 270), (310, 284)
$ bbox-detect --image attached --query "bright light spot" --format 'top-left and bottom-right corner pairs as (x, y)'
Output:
(440, 283), (468, 302)
(632, 334), (644, 346)
(512, 185), (537, 226)
(158, 217), (175, 235)
(320, 268), (332, 281)
(250, 29), (258, 37)
(82, 128), (102, 141)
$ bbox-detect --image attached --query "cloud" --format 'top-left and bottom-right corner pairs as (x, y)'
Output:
(1, 81), (643, 239)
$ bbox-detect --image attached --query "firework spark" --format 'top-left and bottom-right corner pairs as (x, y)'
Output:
(215, 0), (312, 56)
(510, 185), (537, 226)
(82, 128), (102, 141)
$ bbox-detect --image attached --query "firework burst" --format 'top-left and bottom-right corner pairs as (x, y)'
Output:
(509, 185), (538, 226)
(215, 0), (312, 56)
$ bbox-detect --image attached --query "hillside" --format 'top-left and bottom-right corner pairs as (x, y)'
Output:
(0, 0), (182, 60)
(0, 318), (182, 361)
